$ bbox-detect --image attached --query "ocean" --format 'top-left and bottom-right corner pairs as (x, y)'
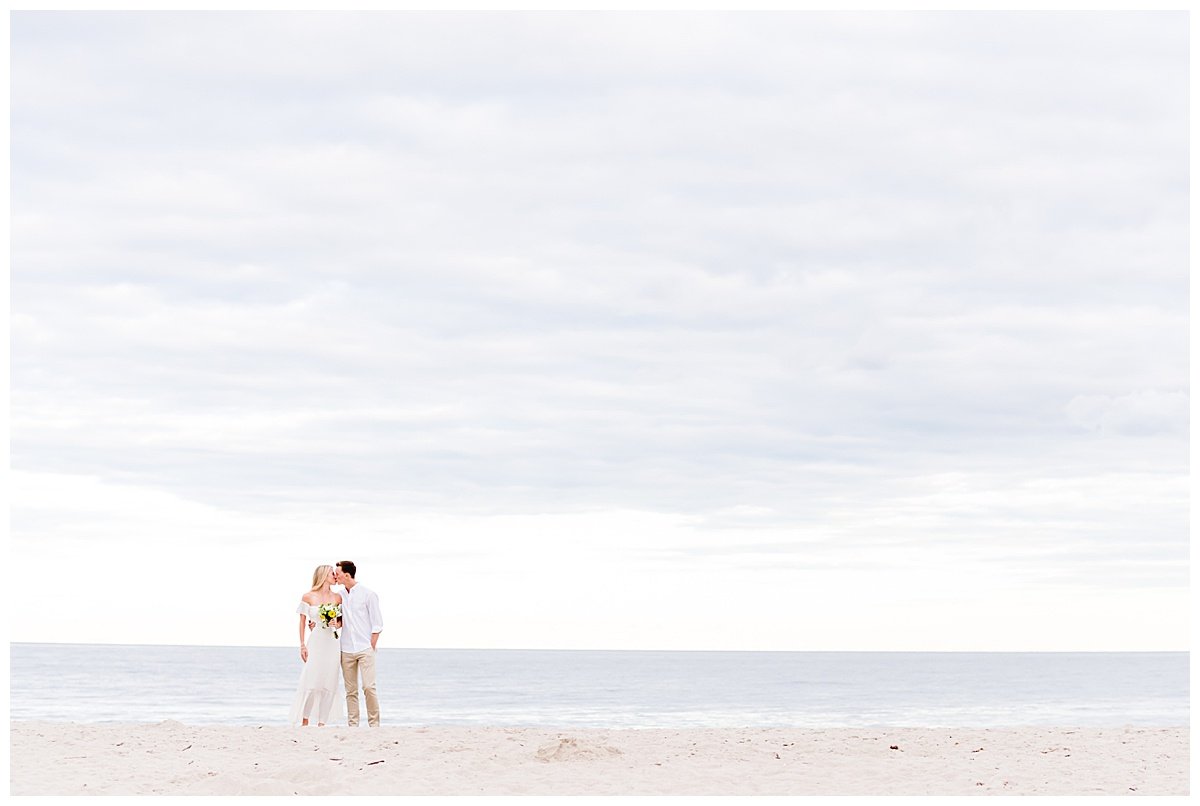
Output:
(9, 644), (1188, 729)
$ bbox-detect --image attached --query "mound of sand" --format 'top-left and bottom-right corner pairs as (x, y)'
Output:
(535, 736), (624, 762)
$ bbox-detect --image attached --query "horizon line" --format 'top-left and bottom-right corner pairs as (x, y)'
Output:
(8, 641), (1188, 654)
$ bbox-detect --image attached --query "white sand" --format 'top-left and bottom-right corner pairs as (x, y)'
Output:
(9, 721), (1188, 795)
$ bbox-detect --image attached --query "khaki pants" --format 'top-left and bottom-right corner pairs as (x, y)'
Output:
(340, 650), (380, 727)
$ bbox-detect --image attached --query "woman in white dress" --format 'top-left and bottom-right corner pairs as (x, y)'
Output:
(288, 565), (344, 727)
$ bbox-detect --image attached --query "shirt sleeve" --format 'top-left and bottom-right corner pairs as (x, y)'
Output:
(367, 590), (384, 634)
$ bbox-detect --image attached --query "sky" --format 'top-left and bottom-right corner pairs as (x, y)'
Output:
(9, 11), (1189, 651)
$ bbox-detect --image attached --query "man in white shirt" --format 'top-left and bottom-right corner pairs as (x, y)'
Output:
(333, 560), (384, 727)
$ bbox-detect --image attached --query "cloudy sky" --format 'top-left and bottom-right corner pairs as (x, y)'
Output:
(10, 11), (1188, 650)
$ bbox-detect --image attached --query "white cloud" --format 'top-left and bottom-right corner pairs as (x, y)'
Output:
(1066, 389), (1189, 436)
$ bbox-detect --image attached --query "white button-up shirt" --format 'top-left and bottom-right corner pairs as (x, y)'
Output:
(338, 582), (383, 653)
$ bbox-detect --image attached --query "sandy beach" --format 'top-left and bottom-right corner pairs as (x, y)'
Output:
(9, 721), (1188, 795)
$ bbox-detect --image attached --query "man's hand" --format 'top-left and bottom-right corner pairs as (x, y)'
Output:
(308, 621), (315, 629)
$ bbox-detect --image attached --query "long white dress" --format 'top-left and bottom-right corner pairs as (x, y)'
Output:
(287, 602), (344, 726)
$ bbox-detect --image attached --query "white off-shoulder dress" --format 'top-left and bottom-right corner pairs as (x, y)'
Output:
(287, 602), (344, 726)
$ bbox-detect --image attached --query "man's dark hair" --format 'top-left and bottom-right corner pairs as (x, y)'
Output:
(337, 560), (357, 579)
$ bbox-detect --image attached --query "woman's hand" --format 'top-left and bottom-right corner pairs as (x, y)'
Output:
(299, 645), (308, 663)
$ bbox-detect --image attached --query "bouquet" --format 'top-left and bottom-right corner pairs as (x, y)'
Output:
(318, 602), (343, 639)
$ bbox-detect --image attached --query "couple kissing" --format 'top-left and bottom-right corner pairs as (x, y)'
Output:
(288, 560), (384, 728)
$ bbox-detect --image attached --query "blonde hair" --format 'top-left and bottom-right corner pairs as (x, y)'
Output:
(310, 564), (334, 592)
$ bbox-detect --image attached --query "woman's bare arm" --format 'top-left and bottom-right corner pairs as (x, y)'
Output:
(298, 614), (308, 662)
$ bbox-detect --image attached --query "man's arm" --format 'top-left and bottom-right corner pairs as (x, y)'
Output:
(368, 591), (384, 650)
